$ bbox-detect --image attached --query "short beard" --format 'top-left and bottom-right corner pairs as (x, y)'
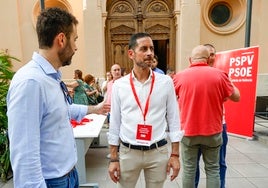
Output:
(136, 60), (152, 70)
(58, 41), (73, 67)
(62, 58), (72, 67)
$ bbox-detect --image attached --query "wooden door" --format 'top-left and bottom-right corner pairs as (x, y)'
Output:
(112, 42), (133, 73)
(105, 0), (175, 74)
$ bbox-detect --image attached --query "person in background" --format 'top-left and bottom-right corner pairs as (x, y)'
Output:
(105, 64), (122, 156)
(120, 68), (128, 76)
(195, 44), (235, 188)
(173, 45), (240, 188)
(105, 64), (122, 158)
(66, 69), (88, 105)
(166, 68), (175, 78)
(106, 64), (122, 105)
(93, 77), (102, 96)
(7, 8), (110, 188)
(105, 63), (121, 127)
(151, 55), (165, 74)
(101, 71), (113, 98)
(89, 75), (103, 103)
(108, 32), (184, 188)
(84, 73), (99, 105)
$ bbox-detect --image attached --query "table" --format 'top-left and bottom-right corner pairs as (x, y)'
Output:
(73, 114), (107, 187)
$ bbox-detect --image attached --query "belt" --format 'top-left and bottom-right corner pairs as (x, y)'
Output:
(121, 139), (167, 151)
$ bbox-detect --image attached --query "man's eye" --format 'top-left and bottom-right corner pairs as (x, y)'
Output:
(140, 47), (146, 51)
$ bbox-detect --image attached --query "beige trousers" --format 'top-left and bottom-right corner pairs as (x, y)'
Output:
(117, 143), (169, 188)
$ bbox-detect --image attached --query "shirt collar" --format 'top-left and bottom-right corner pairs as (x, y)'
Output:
(190, 62), (209, 68)
(32, 52), (62, 80)
(131, 69), (153, 84)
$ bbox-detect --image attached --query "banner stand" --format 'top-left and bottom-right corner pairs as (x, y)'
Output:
(214, 46), (259, 139)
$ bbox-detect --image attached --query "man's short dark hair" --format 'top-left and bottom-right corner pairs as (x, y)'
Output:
(128, 32), (152, 50)
(36, 7), (78, 49)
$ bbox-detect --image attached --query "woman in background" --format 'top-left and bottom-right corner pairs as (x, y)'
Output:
(101, 71), (113, 98)
(66, 69), (88, 105)
(84, 74), (101, 105)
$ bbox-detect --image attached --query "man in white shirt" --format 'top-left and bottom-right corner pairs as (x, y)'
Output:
(108, 32), (184, 188)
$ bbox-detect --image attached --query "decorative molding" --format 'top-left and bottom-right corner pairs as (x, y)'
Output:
(111, 2), (133, 16)
(149, 2), (168, 13)
(113, 4), (131, 13)
(146, 24), (170, 34)
(110, 24), (135, 34)
(111, 34), (133, 41)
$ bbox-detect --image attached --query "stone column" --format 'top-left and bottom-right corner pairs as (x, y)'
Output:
(177, 0), (201, 71)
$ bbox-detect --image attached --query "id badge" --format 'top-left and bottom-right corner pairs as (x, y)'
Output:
(136, 124), (152, 145)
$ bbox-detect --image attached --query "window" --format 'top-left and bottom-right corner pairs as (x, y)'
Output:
(209, 3), (232, 27)
(202, 0), (246, 35)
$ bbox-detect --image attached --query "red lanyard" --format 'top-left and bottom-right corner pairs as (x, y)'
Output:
(129, 71), (155, 122)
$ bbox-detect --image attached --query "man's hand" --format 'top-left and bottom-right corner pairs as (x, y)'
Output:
(96, 101), (111, 114)
(88, 101), (110, 115)
(108, 161), (120, 183)
(167, 155), (180, 181)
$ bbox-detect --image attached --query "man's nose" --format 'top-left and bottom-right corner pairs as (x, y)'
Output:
(146, 50), (154, 57)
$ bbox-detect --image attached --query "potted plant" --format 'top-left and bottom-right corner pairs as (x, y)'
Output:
(0, 50), (18, 182)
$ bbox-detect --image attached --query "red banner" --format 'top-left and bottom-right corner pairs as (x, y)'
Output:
(214, 46), (259, 138)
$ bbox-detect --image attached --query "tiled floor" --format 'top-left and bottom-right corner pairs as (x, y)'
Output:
(85, 124), (268, 188)
(2, 117), (268, 188)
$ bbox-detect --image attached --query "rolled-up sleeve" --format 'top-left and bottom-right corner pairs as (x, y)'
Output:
(166, 79), (184, 142)
(69, 104), (88, 121)
(107, 82), (121, 145)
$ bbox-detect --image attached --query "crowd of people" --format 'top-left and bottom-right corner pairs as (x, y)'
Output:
(6, 7), (241, 188)
(65, 70), (103, 106)
(63, 64), (126, 108)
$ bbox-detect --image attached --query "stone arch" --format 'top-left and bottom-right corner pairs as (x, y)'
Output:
(32, 0), (72, 27)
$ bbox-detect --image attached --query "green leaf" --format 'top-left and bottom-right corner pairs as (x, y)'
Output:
(0, 50), (19, 182)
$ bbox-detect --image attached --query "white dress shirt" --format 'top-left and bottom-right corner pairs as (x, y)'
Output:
(108, 70), (184, 146)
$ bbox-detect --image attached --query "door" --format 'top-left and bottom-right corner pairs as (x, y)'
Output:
(105, 0), (175, 74)
(153, 40), (169, 73)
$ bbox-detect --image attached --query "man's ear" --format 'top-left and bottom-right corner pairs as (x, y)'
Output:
(189, 57), (192, 64)
(56, 33), (66, 48)
(128, 49), (134, 59)
(206, 56), (211, 65)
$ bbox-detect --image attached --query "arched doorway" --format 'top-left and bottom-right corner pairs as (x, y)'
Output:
(105, 0), (175, 74)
